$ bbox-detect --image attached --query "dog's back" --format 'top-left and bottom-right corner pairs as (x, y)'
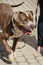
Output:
(0, 3), (13, 13)
(0, 3), (13, 29)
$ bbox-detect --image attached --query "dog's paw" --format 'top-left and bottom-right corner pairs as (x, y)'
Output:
(13, 52), (16, 58)
(8, 51), (16, 62)
(8, 52), (14, 62)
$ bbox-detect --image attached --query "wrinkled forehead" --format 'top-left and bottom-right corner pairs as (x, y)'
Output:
(12, 10), (33, 25)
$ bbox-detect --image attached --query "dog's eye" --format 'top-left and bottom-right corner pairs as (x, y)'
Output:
(23, 19), (28, 22)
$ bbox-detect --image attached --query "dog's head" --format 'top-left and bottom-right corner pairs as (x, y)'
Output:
(12, 10), (34, 35)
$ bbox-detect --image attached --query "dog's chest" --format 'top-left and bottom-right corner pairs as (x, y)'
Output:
(13, 23), (23, 37)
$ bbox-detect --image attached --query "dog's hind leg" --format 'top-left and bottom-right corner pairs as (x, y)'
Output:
(1, 39), (15, 62)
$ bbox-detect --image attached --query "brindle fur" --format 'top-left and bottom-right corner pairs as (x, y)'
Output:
(0, 3), (34, 62)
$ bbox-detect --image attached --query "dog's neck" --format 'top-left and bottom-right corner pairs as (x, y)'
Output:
(12, 16), (15, 28)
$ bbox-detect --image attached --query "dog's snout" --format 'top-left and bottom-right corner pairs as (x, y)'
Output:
(27, 22), (35, 30)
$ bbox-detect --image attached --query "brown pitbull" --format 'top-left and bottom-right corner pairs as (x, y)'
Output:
(0, 3), (34, 63)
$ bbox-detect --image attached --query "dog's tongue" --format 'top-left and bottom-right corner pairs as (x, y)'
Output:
(22, 30), (32, 35)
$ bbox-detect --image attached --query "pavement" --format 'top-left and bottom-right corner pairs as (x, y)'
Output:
(0, 34), (43, 65)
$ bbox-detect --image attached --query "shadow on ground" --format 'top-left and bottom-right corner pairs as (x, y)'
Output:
(19, 34), (38, 49)
(18, 34), (43, 56)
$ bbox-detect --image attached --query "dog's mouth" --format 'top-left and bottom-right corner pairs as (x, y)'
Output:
(23, 29), (32, 35)
(19, 26), (32, 35)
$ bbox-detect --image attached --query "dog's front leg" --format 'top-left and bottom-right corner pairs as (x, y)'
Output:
(12, 38), (19, 51)
(12, 38), (19, 57)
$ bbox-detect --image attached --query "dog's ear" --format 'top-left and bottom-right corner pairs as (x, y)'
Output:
(30, 11), (33, 16)
(19, 11), (28, 22)
(25, 10), (33, 21)
(28, 10), (33, 21)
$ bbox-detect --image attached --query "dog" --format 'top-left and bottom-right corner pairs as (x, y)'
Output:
(0, 3), (34, 63)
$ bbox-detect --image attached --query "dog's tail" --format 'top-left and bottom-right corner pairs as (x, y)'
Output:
(11, 2), (24, 7)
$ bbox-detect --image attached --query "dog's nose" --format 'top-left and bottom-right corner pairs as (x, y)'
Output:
(27, 22), (35, 30)
(26, 24), (35, 32)
(30, 24), (35, 30)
